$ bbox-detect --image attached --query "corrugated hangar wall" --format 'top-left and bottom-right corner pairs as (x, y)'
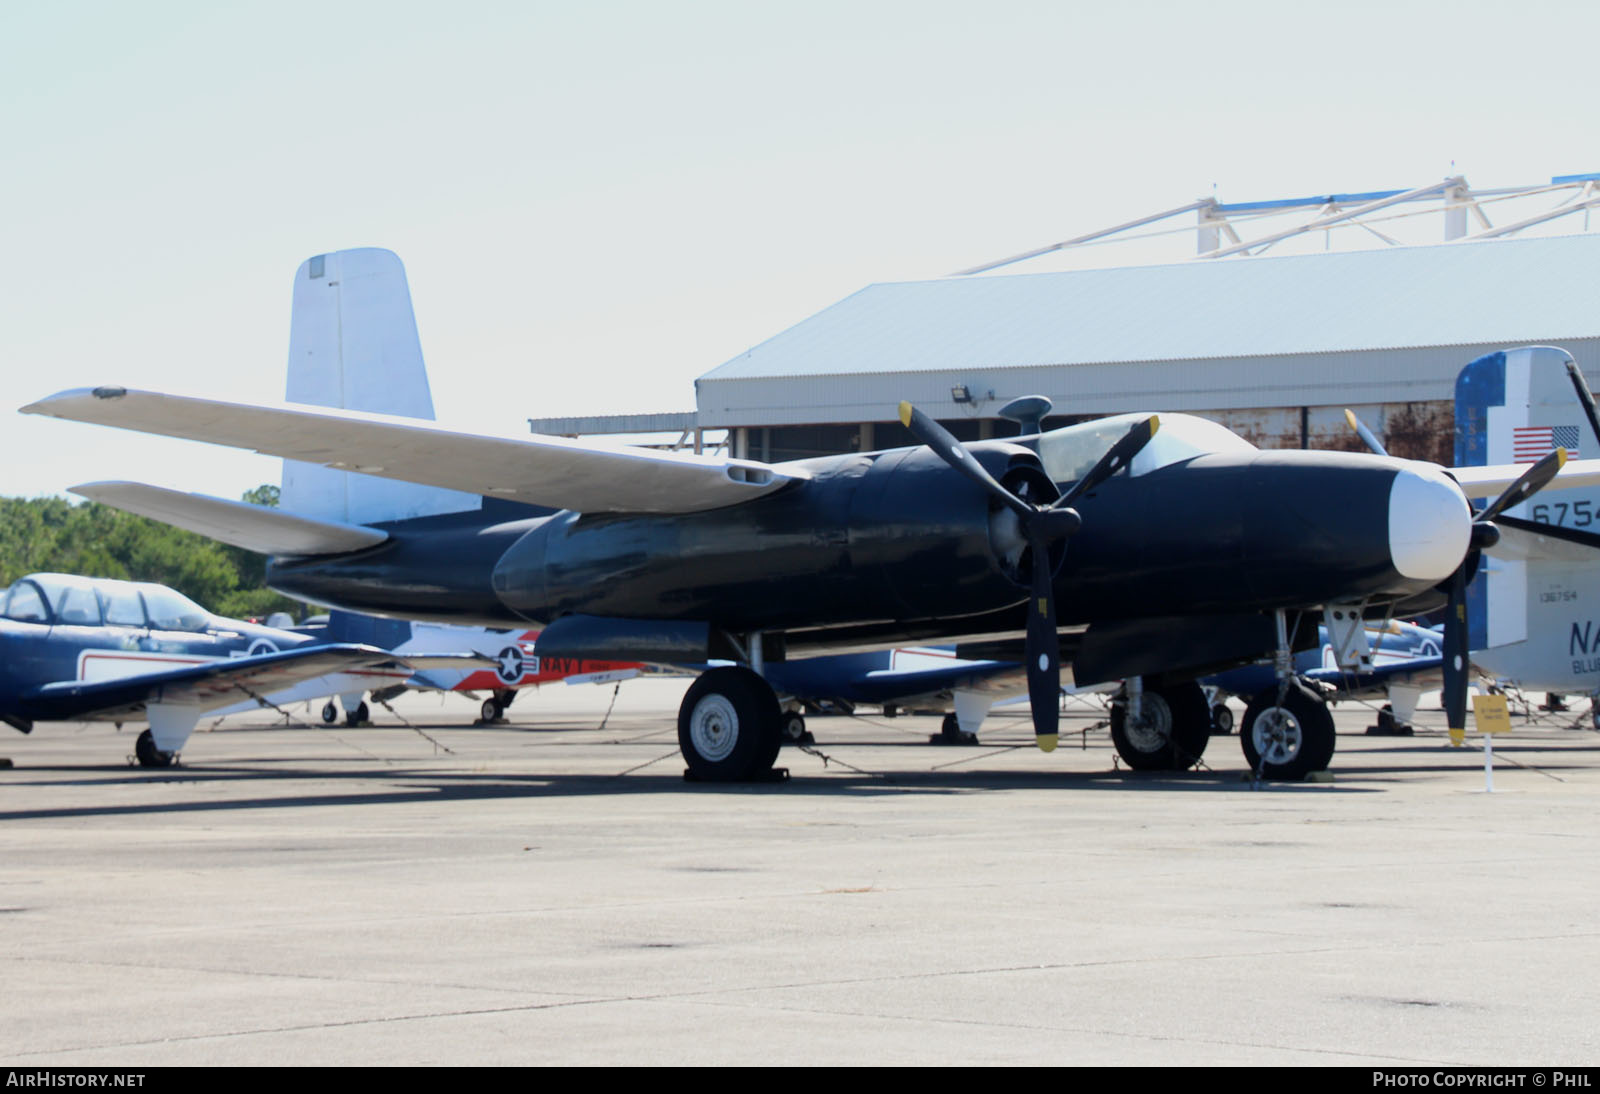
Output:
(693, 234), (1600, 464)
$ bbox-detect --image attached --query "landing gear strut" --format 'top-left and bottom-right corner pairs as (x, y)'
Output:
(1239, 609), (1337, 780)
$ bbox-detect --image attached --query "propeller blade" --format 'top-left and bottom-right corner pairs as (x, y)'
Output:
(1024, 529), (1061, 751)
(1565, 359), (1600, 451)
(1053, 415), (1160, 510)
(899, 402), (1032, 521)
(1478, 446), (1566, 523)
(1342, 408), (1389, 457)
(1442, 564), (1470, 745)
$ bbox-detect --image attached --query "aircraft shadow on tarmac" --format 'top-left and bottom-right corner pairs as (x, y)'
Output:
(0, 758), (1393, 823)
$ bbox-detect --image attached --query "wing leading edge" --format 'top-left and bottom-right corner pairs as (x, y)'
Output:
(23, 387), (804, 515)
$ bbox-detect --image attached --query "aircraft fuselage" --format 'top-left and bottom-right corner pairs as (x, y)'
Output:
(267, 441), (1463, 644)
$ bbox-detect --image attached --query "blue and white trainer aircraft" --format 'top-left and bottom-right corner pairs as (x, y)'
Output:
(0, 571), (481, 766)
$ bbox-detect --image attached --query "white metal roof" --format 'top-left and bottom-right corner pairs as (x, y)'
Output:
(701, 234), (1600, 383)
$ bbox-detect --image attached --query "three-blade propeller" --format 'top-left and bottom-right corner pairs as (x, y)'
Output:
(1343, 408), (1566, 738)
(898, 403), (1158, 751)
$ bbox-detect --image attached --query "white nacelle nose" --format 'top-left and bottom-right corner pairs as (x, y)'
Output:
(1388, 463), (1471, 582)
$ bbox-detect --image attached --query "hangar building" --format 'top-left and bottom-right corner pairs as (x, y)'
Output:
(532, 177), (1600, 465)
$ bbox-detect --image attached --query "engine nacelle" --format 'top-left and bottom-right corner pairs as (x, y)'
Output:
(490, 443), (1046, 630)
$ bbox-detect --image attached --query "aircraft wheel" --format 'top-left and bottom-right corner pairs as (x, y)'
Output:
(1241, 682), (1336, 779)
(481, 698), (502, 722)
(1110, 681), (1210, 771)
(134, 729), (174, 769)
(1211, 703), (1234, 735)
(678, 667), (782, 780)
(780, 711), (810, 745)
(346, 701), (370, 727)
(320, 701), (338, 725)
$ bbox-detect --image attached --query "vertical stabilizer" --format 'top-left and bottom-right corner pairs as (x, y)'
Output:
(1455, 346), (1593, 667)
(281, 249), (479, 525)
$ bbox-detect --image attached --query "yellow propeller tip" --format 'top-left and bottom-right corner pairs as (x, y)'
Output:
(1036, 734), (1058, 753)
(1557, 447), (1569, 469)
(1343, 408), (1358, 430)
(1447, 728), (1466, 747)
(898, 401), (913, 427)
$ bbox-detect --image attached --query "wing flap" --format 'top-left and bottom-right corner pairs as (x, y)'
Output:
(24, 387), (801, 514)
(71, 481), (388, 556)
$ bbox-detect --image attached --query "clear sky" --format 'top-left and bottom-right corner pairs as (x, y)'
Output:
(4, 0), (1597, 500)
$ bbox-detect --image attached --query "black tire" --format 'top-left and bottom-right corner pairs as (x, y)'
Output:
(134, 729), (174, 769)
(780, 711), (808, 743)
(1110, 681), (1210, 771)
(480, 698), (501, 722)
(1241, 682), (1336, 779)
(320, 701), (338, 725)
(1211, 703), (1234, 735)
(678, 667), (782, 780)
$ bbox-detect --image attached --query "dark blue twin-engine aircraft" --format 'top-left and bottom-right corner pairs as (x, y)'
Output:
(22, 249), (1600, 781)
(0, 572), (426, 766)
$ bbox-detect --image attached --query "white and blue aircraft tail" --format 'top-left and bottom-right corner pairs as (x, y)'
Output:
(1456, 344), (1600, 716)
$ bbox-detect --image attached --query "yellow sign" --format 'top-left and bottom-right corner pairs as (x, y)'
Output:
(1471, 693), (1513, 735)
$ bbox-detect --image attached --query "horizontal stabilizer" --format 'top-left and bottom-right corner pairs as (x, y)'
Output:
(1451, 457), (1600, 498)
(25, 387), (803, 514)
(70, 482), (388, 556)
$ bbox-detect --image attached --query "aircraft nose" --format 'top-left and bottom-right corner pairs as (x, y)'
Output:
(1388, 463), (1470, 582)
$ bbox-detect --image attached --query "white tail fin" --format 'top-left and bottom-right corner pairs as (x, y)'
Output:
(281, 248), (478, 524)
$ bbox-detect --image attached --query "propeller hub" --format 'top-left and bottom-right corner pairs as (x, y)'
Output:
(1388, 463), (1471, 582)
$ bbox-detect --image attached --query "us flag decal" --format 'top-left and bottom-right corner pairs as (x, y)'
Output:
(1512, 425), (1580, 462)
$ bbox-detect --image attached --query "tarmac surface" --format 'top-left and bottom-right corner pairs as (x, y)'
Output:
(1, 679), (1597, 1066)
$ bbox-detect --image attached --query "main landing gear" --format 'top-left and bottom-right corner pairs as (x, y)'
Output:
(678, 666), (785, 782)
(479, 689), (517, 724)
(134, 729), (174, 769)
(1240, 680), (1336, 780)
(1110, 679), (1211, 771)
(320, 700), (370, 727)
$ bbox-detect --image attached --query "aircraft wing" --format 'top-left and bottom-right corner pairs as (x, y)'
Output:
(71, 482), (388, 556)
(23, 387), (802, 515)
(1451, 457), (1600, 498)
(1302, 656), (1443, 698)
(16, 644), (416, 723)
(765, 654), (1023, 706)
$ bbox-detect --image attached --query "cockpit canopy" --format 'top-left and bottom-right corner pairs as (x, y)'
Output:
(1037, 412), (1256, 486)
(0, 573), (212, 631)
